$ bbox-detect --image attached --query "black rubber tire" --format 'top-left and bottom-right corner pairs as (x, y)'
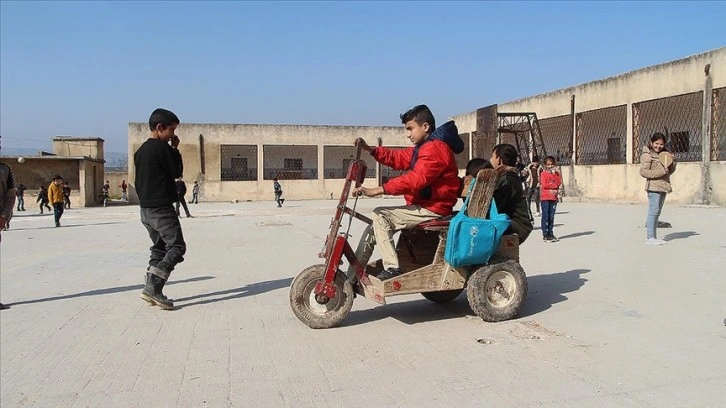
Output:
(289, 264), (354, 329)
(466, 260), (527, 322)
(421, 289), (464, 304)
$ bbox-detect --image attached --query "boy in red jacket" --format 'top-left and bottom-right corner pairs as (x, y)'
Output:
(540, 156), (562, 242)
(353, 105), (463, 280)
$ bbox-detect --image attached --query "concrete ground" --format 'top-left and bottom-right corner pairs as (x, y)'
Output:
(1, 198), (724, 408)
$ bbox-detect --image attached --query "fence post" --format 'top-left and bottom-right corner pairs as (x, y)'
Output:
(701, 64), (713, 204)
(568, 95), (583, 197)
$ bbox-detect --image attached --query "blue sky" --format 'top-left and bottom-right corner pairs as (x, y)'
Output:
(1, 1), (724, 154)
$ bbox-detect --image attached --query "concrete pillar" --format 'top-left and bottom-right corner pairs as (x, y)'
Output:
(317, 144), (324, 181)
(701, 64), (713, 204)
(626, 103), (634, 164)
(257, 144), (264, 182)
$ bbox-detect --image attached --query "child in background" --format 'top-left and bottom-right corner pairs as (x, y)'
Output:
(540, 156), (562, 242)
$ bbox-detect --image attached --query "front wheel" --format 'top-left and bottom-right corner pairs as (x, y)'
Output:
(289, 264), (354, 329)
(466, 260), (527, 322)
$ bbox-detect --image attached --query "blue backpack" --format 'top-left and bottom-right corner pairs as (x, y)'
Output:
(444, 180), (511, 268)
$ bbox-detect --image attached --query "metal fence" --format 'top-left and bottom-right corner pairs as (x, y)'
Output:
(262, 145), (318, 180)
(576, 105), (627, 165)
(538, 114), (573, 165)
(323, 146), (376, 179)
(220, 145), (258, 181)
(712, 87), (726, 161)
(633, 91), (703, 163)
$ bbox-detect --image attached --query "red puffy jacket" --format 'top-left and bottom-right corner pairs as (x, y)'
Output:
(373, 139), (460, 216)
(540, 170), (562, 201)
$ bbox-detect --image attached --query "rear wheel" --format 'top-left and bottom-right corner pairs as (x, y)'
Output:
(466, 260), (527, 322)
(421, 289), (464, 304)
(289, 264), (354, 329)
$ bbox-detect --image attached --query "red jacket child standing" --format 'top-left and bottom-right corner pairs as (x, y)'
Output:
(539, 156), (562, 242)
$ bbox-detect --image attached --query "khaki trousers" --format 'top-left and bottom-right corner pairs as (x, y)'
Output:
(371, 205), (439, 270)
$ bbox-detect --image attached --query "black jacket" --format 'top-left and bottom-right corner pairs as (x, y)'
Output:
(134, 138), (183, 208)
(493, 167), (532, 243)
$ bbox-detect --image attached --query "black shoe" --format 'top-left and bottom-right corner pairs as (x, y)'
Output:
(377, 267), (403, 280)
(0, 303), (9, 310)
(549, 235), (559, 242)
(55, 222), (61, 227)
(140, 273), (174, 310)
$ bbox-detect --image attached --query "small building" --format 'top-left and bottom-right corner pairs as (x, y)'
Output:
(2, 137), (106, 207)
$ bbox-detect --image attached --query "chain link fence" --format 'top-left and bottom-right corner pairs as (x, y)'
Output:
(712, 87), (726, 161)
(539, 114), (573, 165)
(576, 105), (627, 165)
(323, 146), (376, 179)
(633, 91), (703, 163)
(220, 145), (258, 181)
(263, 145), (318, 180)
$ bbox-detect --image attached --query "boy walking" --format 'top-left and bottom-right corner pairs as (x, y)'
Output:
(189, 181), (199, 204)
(134, 108), (186, 310)
(273, 178), (284, 207)
(0, 161), (16, 310)
(353, 105), (463, 280)
(522, 156), (543, 218)
(48, 175), (65, 227)
(16, 183), (26, 211)
(62, 181), (71, 209)
(175, 178), (192, 218)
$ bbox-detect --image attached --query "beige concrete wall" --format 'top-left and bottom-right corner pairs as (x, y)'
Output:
(451, 47), (726, 206)
(127, 123), (408, 202)
(562, 162), (725, 206)
(105, 171), (129, 199)
(52, 138), (105, 160)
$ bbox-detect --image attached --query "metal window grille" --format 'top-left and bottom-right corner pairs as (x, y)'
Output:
(220, 145), (257, 181)
(323, 146), (376, 179)
(576, 105), (627, 165)
(632, 91), (703, 163)
(539, 114), (573, 165)
(263, 145), (318, 180)
(712, 87), (726, 161)
(380, 146), (408, 184)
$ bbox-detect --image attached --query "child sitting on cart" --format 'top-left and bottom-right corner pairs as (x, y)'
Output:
(352, 104), (464, 280)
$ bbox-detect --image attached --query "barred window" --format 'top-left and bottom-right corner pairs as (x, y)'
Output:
(221, 145), (257, 181)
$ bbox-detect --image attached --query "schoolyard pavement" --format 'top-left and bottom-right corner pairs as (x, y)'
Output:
(1, 198), (724, 408)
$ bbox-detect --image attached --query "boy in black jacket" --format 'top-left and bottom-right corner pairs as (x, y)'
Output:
(133, 108), (186, 310)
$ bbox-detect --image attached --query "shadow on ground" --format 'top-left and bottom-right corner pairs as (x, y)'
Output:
(517, 269), (590, 318)
(664, 231), (699, 241)
(176, 277), (293, 308)
(7, 276), (215, 306)
(343, 294), (473, 327)
(7, 221), (126, 231)
(558, 231), (595, 240)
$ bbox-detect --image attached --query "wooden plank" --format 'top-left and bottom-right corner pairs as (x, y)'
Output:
(467, 169), (497, 218)
(356, 276), (386, 305)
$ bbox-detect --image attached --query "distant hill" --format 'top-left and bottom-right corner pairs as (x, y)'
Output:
(1, 148), (128, 170)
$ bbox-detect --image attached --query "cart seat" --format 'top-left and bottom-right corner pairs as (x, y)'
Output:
(416, 212), (457, 231)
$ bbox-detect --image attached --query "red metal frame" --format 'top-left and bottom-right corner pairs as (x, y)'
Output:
(314, 145), (372, 300)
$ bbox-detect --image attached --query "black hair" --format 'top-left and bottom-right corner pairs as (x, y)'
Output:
(52, 175), (63, 181)
(543, 156), (557, 165)
(531, 155), (540, 163)
(148, 108), (180, 131)
(465, 158), (493, 177)
(492, 144), (518, 166)
(649, 132), (667, 150)
(400, 105), (435, 130)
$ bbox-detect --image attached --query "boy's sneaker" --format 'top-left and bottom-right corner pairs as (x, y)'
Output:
(549, 235), (559, 242)
(542, 235), (550, 242)
(376, 267), (403, 280)
(645, 238), (666, 245)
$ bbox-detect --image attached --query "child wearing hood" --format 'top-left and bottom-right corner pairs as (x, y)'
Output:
(353, 104), (463, 280)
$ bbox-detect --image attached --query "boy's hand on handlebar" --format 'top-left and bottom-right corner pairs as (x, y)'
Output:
(352, 186), (384, 197)
(354, 138), (373, 153)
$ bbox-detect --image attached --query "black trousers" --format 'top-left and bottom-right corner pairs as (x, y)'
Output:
(140, 205), (187, 276)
